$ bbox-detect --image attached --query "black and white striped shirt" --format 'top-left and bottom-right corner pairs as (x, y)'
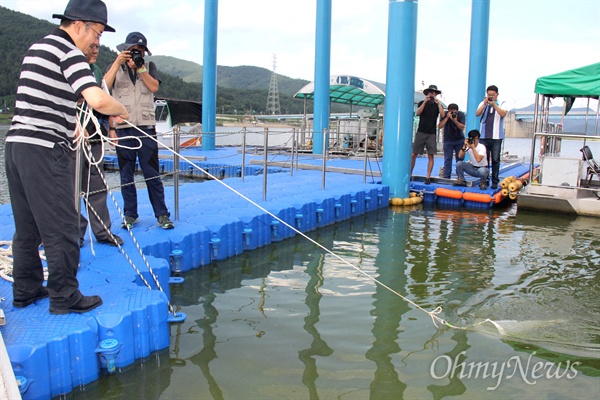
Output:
(7, 28), (98, 148)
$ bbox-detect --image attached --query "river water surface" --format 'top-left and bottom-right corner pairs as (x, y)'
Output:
(1, 126), (599, 399)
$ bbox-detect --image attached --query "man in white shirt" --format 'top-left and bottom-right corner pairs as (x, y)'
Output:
(453, 130), (490, 190)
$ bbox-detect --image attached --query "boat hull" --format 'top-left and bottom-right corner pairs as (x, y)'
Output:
(517, 185), (600, 217)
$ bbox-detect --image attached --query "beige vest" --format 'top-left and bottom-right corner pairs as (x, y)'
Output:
(113, 66), (156, 127)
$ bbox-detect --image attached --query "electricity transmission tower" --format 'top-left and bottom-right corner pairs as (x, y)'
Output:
(266, 54), (281, 115)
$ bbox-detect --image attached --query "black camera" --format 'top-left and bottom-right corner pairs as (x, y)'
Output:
(467, 138), (474, 145)
(487, 97), (493, 101)
(130, 49), (145, 67)
(451, 111), (457, 118)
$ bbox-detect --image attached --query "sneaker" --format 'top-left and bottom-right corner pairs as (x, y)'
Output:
(49, 295), (103, 315)
(121, 216), (137, 229)
(97, 234), (124, 246)
(158, 215), (174, 230)
(453, 178), (467, 187)
(480, 181), (488, 190)
(13, 287), (49, 308)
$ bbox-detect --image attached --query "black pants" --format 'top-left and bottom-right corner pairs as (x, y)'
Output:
(5, 142), (83, 308)
(71, 141), (113, 241)
(116, 127), (169, 219)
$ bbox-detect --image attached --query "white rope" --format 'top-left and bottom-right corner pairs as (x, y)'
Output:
(0, 241), (48, 283)
(118, 118), (453, 329)
(74, 106), (177, 315)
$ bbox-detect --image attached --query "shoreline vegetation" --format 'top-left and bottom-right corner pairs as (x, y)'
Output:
(0, 114), (12, 125)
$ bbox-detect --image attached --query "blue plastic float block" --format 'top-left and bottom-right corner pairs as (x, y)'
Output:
(333, 193), (353, 221)
(1, 271), (169, 400)
(237, 212), (273, 251)
(81, 247), (171, 299)
(291, 199), (318, 233)
(204, 213), (244, 261)
(315, 197), (336, 228)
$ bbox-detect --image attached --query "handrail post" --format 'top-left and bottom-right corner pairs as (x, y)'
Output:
(241, 127), (246, 182)
(173, 125), (180, 221)
(363, 128), (368, 183)
(263, 127), (268, 201)
(290, 129), (294, 176)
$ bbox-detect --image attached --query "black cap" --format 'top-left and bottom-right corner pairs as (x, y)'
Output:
(52, 0), (115, 32)
(117, 32), (152, 55)
(423, 84), (442, 95)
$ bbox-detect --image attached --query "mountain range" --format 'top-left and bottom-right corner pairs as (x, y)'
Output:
(0, 6), (325, 115)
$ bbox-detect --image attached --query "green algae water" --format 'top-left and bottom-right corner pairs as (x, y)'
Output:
(70, 205), (599, 399)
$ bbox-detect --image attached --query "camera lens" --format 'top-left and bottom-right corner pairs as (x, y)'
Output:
(488, 97), (493, 101)
(130, 50), (145, 67)
(451, 112), (457, 118)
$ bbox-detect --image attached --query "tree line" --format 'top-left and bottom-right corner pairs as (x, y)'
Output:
(0, 6), (353, 116)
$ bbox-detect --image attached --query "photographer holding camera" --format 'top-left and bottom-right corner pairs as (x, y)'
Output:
(411, 84), (445, 185)
(453, 130), (489, 190)
(438, 103), (465, 179)
(104, 32), (174, 230)
(475, 85), (507, 189)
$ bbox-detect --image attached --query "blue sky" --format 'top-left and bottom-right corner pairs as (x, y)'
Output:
(3, 0), (598, 110)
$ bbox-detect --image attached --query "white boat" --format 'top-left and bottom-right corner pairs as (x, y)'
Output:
(516, 63), (600, 217)
(154, 98), (203, 149)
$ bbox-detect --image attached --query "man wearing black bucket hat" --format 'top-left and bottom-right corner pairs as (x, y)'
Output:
(411, 84), (445, 185)
(5, 0), (128, 315)
(104, 32), (175, 231)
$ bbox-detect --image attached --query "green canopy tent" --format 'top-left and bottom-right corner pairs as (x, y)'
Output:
(293, 74), (440, 116)
(533, 62), (600, 133)
(535, 62), (600, 98)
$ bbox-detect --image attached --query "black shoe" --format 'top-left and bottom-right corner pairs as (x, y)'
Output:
(97, 234), (123, 247)
(453, 178), (467, 187)
(13, 287), (49, 308)
(480, 181), (488, 190)
(49, 295), (103, 315)
(158, 215), (174, 230)
(121, 216), (138, 229)
(491, 183), (498, 189)
(424, 178), (431, 185)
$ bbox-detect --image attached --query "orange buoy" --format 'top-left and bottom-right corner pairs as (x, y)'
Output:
(501, 188), (509, 197)
(463, 191), (493, 203)
(435, 188), (463, 200)
(509, 192), (518, 200)
(508, 180), (523, 192)
(493, 191), (505, 204)
(500, 178), (511, 189)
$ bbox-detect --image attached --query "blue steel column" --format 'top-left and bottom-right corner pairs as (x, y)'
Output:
(465, 0), (490, 132)
(312, 0), (332, 155)
(202, 0), (218, 150)
(381, 0), (418, 199)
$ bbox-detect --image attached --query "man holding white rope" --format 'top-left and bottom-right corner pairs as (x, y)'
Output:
(5, 0), (128, 314)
